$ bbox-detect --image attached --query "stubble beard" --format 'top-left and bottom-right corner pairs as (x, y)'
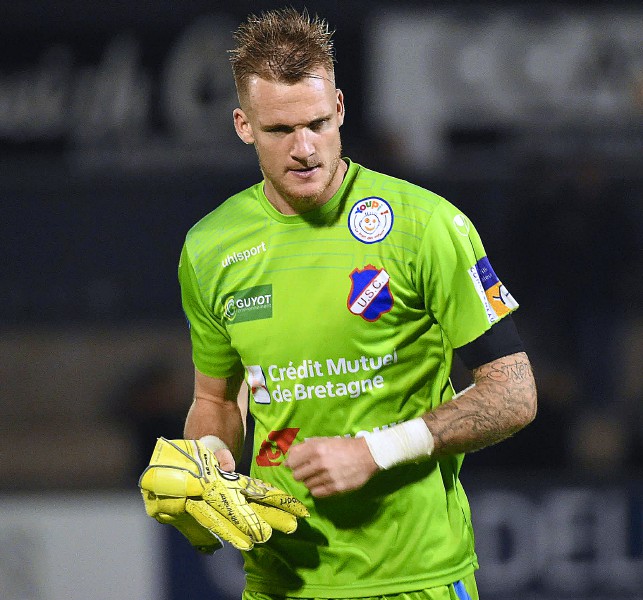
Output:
(259, 143), (343, 214)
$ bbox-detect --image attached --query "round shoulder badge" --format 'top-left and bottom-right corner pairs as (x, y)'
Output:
(348, 197), (393, 244)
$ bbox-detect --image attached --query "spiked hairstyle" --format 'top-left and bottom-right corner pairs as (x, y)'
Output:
(229, 8), (336, 101)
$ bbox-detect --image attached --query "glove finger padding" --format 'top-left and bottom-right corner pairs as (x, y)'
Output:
(188, 471), (272, 550)
(142, 489), (223, 553)
(236, 474), (310, 534)
(250, 504), (298, 534)
(185, 498), (256, 551)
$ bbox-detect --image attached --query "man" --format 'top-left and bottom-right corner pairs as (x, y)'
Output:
(177, 7), (536, 600)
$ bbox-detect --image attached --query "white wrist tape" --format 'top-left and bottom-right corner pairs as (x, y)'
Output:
(198, 435), (229, 454)
(364, 418), (435, 470)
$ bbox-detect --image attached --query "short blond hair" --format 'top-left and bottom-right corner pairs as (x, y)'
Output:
(229, 7), (335, 100)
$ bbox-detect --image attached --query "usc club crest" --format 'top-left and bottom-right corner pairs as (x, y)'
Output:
(347, 265), (394, 321)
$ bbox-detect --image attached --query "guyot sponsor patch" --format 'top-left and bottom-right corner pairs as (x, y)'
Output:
(347, 265), (394, 321)
(348, 197), (393, 243)
(222, 284), (273, 324)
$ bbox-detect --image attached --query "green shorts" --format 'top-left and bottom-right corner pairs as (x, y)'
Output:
(242, 571), (479, 600)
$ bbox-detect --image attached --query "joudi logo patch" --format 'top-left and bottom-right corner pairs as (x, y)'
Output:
(347, 265), (394, 321)
(256, 428), (300, 467)
(348, 197), (393, 243)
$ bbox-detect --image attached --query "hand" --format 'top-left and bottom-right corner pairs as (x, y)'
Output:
(284, 437), (379, 498)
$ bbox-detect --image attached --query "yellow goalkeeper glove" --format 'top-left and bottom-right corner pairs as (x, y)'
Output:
(138, 437), (309, 552)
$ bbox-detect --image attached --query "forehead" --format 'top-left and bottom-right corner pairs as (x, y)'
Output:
(244, 69), (337, 125)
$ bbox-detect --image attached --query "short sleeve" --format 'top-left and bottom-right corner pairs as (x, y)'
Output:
(178, 243), (242, 377)
(416, 199), (519, 349)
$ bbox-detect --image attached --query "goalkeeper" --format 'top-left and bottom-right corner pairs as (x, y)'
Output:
(149, 7), (538, 600)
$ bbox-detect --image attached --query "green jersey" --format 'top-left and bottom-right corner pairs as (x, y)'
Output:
(179, 159), (518, 597)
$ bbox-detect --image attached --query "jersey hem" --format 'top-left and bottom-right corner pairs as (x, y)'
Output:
(244, 559), (478, 598)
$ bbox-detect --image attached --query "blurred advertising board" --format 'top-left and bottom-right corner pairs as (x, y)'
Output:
(1, 6), (640, 176)
(1, 482), (641, 599)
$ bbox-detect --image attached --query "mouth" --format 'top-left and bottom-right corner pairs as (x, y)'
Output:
(289, 165), (320, 179)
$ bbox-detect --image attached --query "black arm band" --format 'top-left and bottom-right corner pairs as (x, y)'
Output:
(455, 315), (525, 371)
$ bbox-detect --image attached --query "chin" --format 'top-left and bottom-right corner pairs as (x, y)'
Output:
(284, 180), (326, 201)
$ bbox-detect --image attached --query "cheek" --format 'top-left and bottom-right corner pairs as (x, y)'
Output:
(324, 128), (341, 147)
(262, 136), (290, 153)
(254, 140), (281, 166)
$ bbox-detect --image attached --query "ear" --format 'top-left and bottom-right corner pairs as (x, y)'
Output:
(336, 89), (345, 127)
(233, 108), (254, 145)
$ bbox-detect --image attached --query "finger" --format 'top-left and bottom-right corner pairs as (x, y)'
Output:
(215, 448), (236, 472)
(283, 437), (325, 468)
(306, 475), (357, 498)
(299, 469), (362, 498)
(288, 460), (320, 483)
(297, 471), (331, 494)
(282, 444), (305, 469)
(307, 481), (338, 499)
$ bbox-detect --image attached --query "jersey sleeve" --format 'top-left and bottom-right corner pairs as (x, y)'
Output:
(178, 243), (242, 378)
(416, 199), (519, 350)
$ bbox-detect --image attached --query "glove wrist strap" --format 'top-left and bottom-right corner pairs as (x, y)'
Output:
(364, 418), (434, 470)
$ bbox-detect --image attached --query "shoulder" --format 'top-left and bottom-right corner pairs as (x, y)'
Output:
(185, 182), (262, 249)
(352, 162), (444, 212)
(350, 161), (458, 232)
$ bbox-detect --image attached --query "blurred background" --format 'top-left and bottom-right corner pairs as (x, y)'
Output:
(0, 1), (641, 598)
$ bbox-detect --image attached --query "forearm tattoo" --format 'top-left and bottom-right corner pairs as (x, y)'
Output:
(423, 352), (537, 456)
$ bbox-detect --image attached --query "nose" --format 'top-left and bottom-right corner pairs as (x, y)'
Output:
(290, 128), (314, 161)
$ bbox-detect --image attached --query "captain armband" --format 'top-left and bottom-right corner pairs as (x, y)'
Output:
(364, 418), (435, 470)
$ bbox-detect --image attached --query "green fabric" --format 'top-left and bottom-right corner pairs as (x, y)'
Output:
(179, 159), (517, 596)
(242, 571), (479, 600)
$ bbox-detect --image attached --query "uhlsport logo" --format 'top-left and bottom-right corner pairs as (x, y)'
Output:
(347, 265), (394, 321)
(453, 214), (471, 237)
(222, 241), (267, 268)
(348, 197), (393, 243)
(222, 284), (273, 324)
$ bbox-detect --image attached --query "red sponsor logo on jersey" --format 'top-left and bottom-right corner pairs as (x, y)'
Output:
(255, 428), (300, 467)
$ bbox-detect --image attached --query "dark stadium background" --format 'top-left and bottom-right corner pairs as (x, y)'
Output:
(0, 1), (641, 599)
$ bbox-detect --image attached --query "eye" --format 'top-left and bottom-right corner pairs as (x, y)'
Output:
(309, 118), (328, 132)
(265, 125), (293, 135)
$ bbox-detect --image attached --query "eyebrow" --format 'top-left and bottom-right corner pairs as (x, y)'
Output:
(261, 115), (331, 133)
